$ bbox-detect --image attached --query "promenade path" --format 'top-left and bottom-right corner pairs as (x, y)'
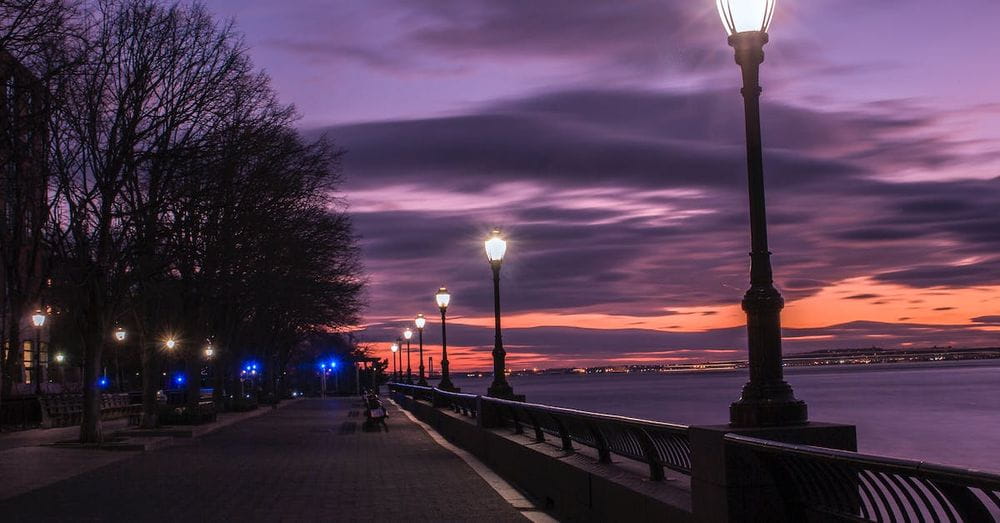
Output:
(0, 398), (531, 522)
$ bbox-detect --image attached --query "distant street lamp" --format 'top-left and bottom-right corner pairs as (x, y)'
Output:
(396, 337), (403, 382)
(320, 362), (328, 396)
(204, 345), (214, 358)
(55, 352), (66, 390)
(415, 314), (427, 386)
(435, 287), (456, 391)
(403, 328), (413, 383)
(113, 326), (126, 392)
(390, 342), (399, 382)
(165, 338), (176, 350)
(31, 309), (46, 395)
(484, 229), (515, 399)
(716, 0), (807, 427)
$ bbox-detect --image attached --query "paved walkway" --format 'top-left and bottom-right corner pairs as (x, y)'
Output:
(0, 398), (529, 522)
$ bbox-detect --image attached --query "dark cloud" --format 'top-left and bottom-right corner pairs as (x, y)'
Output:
(875, 264), (1000, 287)
(321, 86), (1000, 359)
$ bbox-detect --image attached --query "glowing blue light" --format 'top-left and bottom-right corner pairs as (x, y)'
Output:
(174, 374), (186, 385)
(330, 361), (337, 369)
(320, 363), (327, 370)
(98, 377), (110, 388)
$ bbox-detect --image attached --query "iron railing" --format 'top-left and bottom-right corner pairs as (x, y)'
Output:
(389, 382), (691, 480)
(727, 434), (1000, 522)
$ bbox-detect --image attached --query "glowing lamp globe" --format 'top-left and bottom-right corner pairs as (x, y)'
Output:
(485, 229), (507, 263)
(390, 343), (399, 353)
(403, 328), (413, 340)
(435, 287), (451, 310)
(31, 310), (46, 327)
(55, 353), (65, 363)
(415, 313), (426, 329)
(205, 346), (214, 358)
(165, 338), (176, 349)
(115, 327), (126, 342)
(716, 0), (775, 36)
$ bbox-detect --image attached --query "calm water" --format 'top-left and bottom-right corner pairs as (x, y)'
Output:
(450, 360), (1000, 473)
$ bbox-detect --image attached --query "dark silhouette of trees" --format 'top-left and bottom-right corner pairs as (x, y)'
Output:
(23, 0), (366, 442)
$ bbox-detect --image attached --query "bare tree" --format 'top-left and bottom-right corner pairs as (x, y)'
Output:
(49, 0), (253, 442)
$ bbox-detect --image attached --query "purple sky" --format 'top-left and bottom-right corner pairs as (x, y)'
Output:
(207, 0), (1000, 369)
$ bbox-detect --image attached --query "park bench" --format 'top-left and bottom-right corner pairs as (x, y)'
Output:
(39, 393), (143, 428)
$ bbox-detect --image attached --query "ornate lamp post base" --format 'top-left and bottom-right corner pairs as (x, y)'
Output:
(730, 395), (807, 427)
(487, 381), (521, 400)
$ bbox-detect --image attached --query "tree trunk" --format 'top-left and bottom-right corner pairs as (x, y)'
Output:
(139, 331), (158, 429)
(79, 328), (104, 444)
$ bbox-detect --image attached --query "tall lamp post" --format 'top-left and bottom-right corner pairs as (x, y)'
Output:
(415, 314), (427, 386)
(164, 338), (177, 392)
(395, 337), (403, 382)
(403, 328), (413, 383)
(114, 326), (126, 392)
(716, 0), (806, 427)
(390, 343), (399, 382)
(435, 287), (456, 391)
(484, 230), (515, 399)
(30, 310), (46, 395)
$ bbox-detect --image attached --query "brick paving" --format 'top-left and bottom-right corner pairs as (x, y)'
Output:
(0, 398), (528, 522)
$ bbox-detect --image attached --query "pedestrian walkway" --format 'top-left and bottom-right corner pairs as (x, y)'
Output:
(0, 398), (530, 522)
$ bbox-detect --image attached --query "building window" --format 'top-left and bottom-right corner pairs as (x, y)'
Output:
(23, 340), (33, 384)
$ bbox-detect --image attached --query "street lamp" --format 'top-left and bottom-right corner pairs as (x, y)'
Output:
(204, 345), (214, 358)
(403, 328), (413, 383)
(395, 337), (403, 382)
(716, 0), (806, 427)
(415, 314), (427, 385)
(484, 229), (515, 399)
(435, 287), (456, 391)
(30, 309), (46, 395)
(390, 342), (399, 382)
(113, 326), (126, 392)
(55, 352), (65, 390)
(165, 338), (176, 350)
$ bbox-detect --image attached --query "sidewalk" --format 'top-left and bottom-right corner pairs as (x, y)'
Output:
(0, 400), (300, 501)
(0, 398), (533, 521)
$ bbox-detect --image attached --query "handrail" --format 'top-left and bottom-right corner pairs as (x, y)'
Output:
(388, 382), (691, 479)
(726, 434), (1000, 521)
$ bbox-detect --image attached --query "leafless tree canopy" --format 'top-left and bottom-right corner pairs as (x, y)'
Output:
(1, 0), (365, 442)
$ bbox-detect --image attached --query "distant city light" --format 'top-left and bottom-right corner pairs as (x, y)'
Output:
(98, 376), (110, 388)
(174, 374), (185, 385)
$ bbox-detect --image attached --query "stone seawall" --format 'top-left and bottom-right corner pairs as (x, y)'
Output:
(392, 392), (694, 522)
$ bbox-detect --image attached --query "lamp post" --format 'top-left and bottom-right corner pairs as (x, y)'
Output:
(435, 287), (456, 391)
(395, 337), (403, 382)
(716, 0), (806, 427)
(320, 363), (328, 396)
(114, 326), (126, 392)
(55, 352), (65, 390)
(403, 328), (413, 383)
(484, 229), (516, 399)
(164, 338), (177, 392)
(415, 314), (427, 386)
(30, 310), (46, 395)
(390, 343), (399, 382)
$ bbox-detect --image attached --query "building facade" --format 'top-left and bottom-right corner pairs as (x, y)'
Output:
(0, 48), (50, 394)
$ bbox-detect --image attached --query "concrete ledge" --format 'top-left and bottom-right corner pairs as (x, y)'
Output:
(393, 393), (693, 522)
